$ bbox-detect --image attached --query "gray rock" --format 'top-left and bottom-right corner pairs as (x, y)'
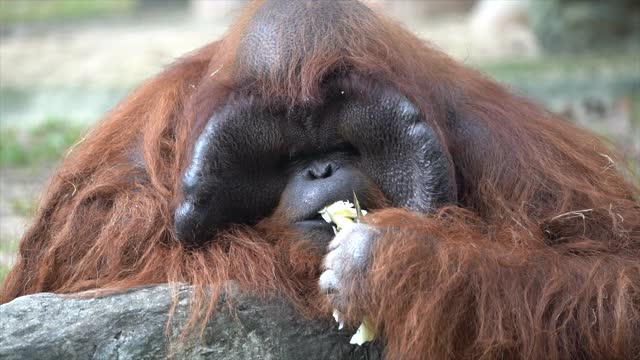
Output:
(0, 284), (382, 360)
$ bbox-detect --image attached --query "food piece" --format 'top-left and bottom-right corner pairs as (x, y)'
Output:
(333, 309), (344, 330)
(349, 318), (376, 345)
(319, 200), (367, 232)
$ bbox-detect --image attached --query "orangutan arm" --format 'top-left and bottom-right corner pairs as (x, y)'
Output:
(321, 208), (640, 360)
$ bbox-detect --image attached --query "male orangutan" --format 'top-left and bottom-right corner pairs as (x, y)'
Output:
(2, 1), (639, 359)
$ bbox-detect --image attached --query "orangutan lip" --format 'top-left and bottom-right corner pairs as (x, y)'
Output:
(295, 216), (334, 232)
(297, 216), (328, 226)
(293, 206), (330, 224)
(294, 198), (359, 224)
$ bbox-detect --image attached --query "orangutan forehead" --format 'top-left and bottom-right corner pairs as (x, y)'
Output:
(237, 0), (376, 78)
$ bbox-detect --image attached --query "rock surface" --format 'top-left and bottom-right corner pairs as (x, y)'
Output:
(0, 284), (382, 360)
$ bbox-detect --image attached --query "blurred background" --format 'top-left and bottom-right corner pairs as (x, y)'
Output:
(0, 0), (638, 281)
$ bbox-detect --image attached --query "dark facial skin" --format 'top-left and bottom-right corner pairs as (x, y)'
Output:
(174, 75), (455, 248)
(174, 0), (455, 247)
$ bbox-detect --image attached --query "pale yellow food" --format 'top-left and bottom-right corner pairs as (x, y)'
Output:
(320, 200), (375, 346)
(319, 200), (367, 232)
(349, 318), (376, 345)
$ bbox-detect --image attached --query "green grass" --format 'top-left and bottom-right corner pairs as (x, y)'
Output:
(0, 0), (136, 24)
(0, 237), (19, 286)
(476, 47), (640, 77)
(0, 265), (12, 286)
(0, 116), (87, 285)
(631, 91), (640, 127)
(8, 196), (37, 217)
(0, 116), (87, 168)
(476, 50), (640, 101)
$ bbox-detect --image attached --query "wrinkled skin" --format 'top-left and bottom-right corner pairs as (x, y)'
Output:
(175, 75), (454, 247)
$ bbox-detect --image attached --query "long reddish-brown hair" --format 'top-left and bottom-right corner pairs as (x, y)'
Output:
(2, 1), (638, 357)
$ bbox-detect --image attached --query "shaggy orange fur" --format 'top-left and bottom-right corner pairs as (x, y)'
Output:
(2, 1), (639, 359)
